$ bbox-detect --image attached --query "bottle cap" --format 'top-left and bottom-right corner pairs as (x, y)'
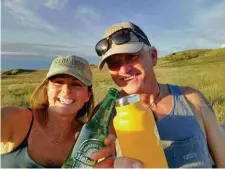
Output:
(115, 94), (140, 107)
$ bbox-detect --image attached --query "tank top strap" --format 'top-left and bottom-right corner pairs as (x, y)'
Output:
(25, 108), (34, 141)
(18, 108), (34, 147)
(167, 84), (194, 116)
(167, 84), (182, 95)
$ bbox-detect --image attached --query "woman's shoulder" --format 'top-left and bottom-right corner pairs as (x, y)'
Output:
(1, 106), (33, 154)
(2, 106), (32, 119)
(1, 107), (33, 130)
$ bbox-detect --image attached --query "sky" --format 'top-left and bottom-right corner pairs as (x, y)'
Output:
(1, 0), (225, 70)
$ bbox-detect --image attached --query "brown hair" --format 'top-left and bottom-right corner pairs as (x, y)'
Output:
(30, 79), (94, 127)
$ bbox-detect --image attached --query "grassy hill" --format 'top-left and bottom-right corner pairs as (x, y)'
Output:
(1, 48), (225, 122)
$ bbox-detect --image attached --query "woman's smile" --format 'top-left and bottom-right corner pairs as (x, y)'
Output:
(58, 98), (76, 105)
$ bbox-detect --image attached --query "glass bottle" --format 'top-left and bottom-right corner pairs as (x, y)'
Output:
(62, 88), (119, 168)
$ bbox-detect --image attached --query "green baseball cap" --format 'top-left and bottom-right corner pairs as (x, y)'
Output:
(43, 55), (92, 86)
(98, 22), (150, 70)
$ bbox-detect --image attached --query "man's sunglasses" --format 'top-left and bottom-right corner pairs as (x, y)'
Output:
(95, 28), (151, 56)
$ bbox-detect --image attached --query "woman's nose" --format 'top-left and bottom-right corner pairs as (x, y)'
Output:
(62, 84), (72, 94)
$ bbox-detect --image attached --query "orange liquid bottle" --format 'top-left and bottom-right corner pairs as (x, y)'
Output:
(114, 94), (168, 168)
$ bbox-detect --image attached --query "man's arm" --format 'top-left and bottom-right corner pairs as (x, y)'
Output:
(183, 87), (225, 167)
(221, 123), (225, 130)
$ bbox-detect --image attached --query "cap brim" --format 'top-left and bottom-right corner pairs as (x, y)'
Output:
(42, 68), (92, 86)
(98, 42), (144, 70)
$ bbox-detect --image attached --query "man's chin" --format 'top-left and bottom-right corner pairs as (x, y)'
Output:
(122, 87), (140, 95)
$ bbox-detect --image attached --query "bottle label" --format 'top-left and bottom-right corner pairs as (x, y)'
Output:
(72, 139), (104, 168)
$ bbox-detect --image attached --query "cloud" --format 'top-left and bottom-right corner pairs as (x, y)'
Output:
(74, 5), (101, 26)
(70, 5), (106, 46)
(1, 42), (95, 58)
(2, 0), (57, 31)
(150, 1), (225, 55)
(43, 0), (68, 10)
(192, 1), (225, 45)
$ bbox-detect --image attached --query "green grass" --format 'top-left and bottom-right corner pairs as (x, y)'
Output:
(1, 48), (225, 122)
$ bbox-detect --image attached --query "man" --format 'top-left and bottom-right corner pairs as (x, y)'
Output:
(95, 22), (225, 168)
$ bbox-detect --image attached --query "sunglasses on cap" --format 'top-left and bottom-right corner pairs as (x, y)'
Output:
(95, 28), (151, 56)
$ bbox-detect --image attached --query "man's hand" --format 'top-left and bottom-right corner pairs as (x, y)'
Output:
(91, 134), (116, 168)
(114, 157), (143, 168)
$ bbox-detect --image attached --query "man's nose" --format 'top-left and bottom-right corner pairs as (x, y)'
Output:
(120, 63), (132, 73)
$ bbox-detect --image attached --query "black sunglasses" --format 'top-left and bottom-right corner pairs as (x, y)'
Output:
(95, 28), (151, 56)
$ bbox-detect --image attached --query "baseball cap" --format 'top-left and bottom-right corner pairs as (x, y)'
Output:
(98, 22), (150, 70)
(43, 55), (92, 86)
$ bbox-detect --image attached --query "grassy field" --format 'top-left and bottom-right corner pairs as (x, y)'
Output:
(1, 48), (225, 123)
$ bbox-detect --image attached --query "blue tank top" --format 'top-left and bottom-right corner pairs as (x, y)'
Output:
(157, 84), (212, 168)
(1, 114), (51, 168)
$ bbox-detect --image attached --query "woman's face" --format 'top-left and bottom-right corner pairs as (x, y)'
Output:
(47, 75), (91, 117)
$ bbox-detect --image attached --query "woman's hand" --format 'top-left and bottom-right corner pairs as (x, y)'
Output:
(91, 134), (116, 168)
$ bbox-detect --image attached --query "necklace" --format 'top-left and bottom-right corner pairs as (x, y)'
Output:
(148, 84), (160, 108)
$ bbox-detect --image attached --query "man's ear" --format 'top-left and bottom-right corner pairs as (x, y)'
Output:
(150, 46), (158, 66)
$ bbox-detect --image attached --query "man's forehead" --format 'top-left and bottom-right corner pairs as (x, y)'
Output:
(106, 53), (139, 62)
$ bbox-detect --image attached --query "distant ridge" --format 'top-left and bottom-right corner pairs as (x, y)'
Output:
(2, 48), (224, 73)
(161, 48), (225, 61)
(1, 69), (36, 76)
(157, 48), (225, 68)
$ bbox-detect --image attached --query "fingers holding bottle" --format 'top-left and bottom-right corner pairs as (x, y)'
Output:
(91, 134), (116, 168)
(114, 157), (143, 168)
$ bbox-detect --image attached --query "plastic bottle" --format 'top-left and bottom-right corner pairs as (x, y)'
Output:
(114, 94), (168, 168)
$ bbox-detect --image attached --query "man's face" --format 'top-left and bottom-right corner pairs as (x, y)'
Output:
(106, 47), (156, 94)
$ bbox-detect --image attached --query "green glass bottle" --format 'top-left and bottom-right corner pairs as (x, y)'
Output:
(62, 88), (119, 168)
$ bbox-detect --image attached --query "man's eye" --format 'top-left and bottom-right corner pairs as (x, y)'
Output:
(107, 62), (121, 70)
(129, 54), (139, 61)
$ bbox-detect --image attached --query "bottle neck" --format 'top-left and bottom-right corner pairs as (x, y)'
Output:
(88, 95), (116, 133)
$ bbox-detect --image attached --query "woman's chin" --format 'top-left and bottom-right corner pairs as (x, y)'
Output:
(57, 111), (78, 121)
(50, 106), (77, 116)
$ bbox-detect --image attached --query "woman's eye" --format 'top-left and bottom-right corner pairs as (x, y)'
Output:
(53, 80), (64, 84)
(72, 83), (82, 87)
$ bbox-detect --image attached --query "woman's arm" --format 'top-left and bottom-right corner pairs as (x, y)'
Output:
(1, 106), (32, 154)
(183, 87), (225, 168)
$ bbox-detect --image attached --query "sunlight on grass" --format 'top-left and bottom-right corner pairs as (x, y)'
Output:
(1, 48), (225, 122)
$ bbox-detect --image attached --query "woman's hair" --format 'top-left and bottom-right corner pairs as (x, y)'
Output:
(30, 78), (94, 127)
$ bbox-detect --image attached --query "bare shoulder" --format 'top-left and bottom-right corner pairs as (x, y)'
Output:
(1, 106), (33, 124)
(181, 86), (204, 104)
(180, 86), (214, 112)
(1, 106), (33, 151)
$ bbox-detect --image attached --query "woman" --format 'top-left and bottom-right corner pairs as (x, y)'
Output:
(1, 55), (116, 168)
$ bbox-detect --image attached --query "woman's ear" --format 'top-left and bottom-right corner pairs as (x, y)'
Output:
(150, 46), (158, 66)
